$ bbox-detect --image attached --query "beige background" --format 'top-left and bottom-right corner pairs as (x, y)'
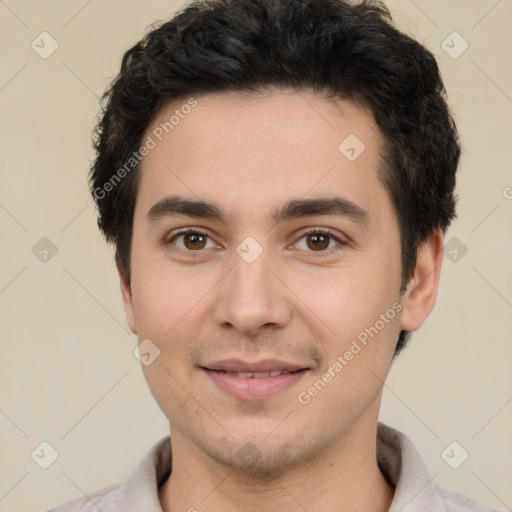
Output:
(1, 1), (511, 511)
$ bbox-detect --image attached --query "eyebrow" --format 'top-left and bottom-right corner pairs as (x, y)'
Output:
(146, 195), (369, 227)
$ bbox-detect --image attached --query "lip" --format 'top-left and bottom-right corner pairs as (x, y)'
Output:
(203, 358), (307, 373)
(201, 359), (310, 401)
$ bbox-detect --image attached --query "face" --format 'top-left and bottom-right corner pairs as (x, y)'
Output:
(119, 89), (439, 472)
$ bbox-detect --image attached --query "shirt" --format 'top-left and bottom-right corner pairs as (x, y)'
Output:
(47, 422), (500, 512)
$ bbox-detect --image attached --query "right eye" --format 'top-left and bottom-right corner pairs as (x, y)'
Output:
(167, 228), (219, 252)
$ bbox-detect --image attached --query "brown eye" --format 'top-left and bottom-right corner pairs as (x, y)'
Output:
(294, 229), (345, 254)
(183, 232), (207, 250)
(169, 229), (215, 251)
(306, 233), (330, 251)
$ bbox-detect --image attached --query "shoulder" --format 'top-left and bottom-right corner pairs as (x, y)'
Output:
(44, 436), (171, 512)
(377, 423), (503, 512)
(46, 482), (122, 512)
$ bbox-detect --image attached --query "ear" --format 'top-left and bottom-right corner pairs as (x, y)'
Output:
(399, 228), (444, 332)
(116, 257), (137, 334)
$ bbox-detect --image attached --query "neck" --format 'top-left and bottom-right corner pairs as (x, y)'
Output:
(158, 420), (394, 512)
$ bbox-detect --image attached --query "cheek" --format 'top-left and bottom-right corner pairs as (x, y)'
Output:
(129, 258), (213, 372)
(131, 268), (199, 403)
(297, 257), (402, 386)
(300, 270), (400, 416)
(130, 247), (196, 335)
(131, 279), (173, 339)
(295, 255), (399, 329)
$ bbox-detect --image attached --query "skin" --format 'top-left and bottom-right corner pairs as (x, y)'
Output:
(118, 89), (444, 512)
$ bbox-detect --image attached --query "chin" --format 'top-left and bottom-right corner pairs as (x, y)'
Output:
(215, 443), (304, 474)
(194, 427), (317, 475)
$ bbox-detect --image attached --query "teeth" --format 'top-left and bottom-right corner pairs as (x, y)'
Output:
(232, 370), (292, 378)
(212, 369), (300, 377)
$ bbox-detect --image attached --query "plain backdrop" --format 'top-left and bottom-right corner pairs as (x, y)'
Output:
(1, 1), (511, 511)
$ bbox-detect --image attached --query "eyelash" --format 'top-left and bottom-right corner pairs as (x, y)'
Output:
(166, 228), (347, 257)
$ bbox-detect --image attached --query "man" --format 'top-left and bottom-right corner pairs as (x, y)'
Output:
(50, 0), (499, 510)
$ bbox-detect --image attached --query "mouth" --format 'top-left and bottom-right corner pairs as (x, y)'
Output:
(207, 369), (303, 378)
(201, 359), (310, 400)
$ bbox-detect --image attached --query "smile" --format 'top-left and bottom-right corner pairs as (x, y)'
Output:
(201, 360), (310, 400)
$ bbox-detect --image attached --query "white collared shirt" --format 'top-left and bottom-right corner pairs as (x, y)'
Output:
(48, 423), (500, 511)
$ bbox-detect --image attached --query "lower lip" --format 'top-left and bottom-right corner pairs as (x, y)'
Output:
(203, 369), (308, 400)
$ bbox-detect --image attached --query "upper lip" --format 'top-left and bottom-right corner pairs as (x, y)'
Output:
(202, 359), (309, 372)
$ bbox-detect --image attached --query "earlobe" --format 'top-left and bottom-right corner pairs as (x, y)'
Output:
(399, 228), (444, 333)
(116, 258), (137, 334)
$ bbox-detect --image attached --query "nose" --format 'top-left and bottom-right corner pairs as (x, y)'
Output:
(212, 245), (292, 336)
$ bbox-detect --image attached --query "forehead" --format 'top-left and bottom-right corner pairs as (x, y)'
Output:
(149, 89), (377, 149)
(135, 90), (392, 230)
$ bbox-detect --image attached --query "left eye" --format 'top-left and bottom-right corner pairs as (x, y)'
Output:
(294, 230), (343, 252)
